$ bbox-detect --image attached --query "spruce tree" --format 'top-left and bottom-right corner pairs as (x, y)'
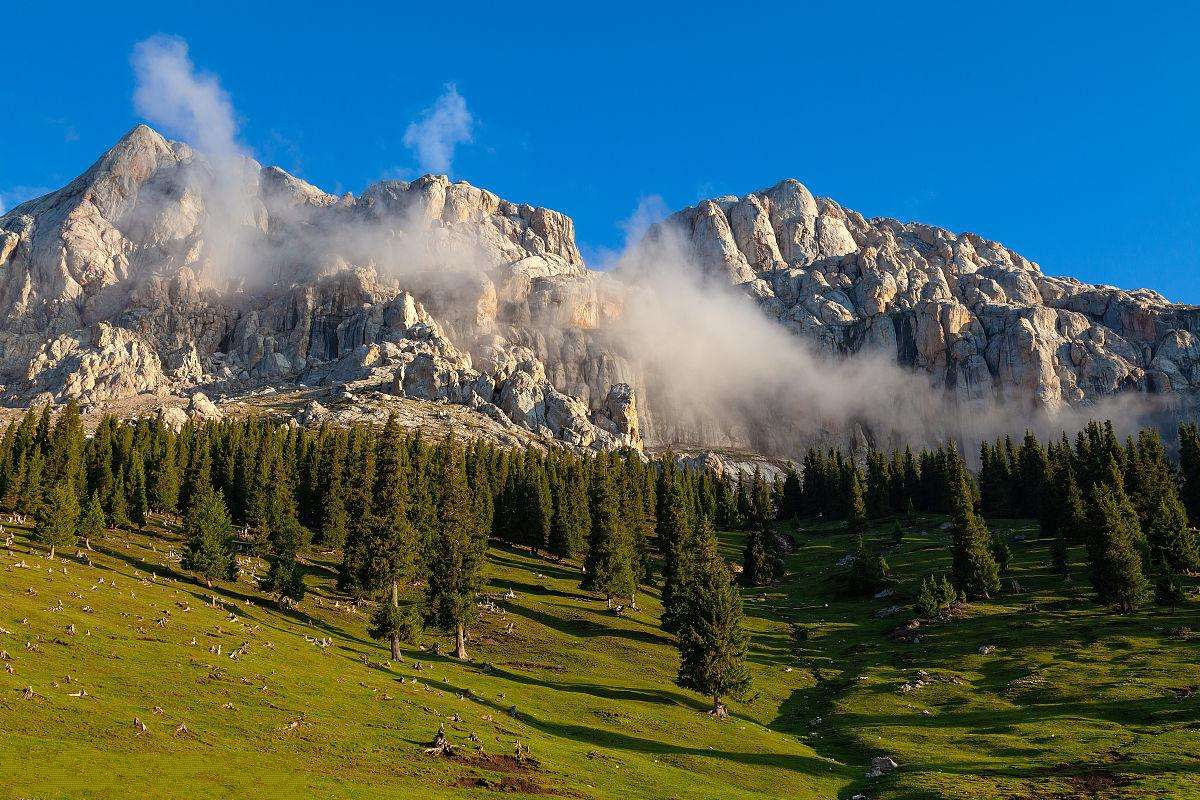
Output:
(1144, 490), (1200, 575)
(181, 488), (238, 589)
(548, 459), (589, 560)
(948, 473), (1000, 599)
(845, 470), (868, 535)
(34, 481), (79, 560)
(425, 448), (487, 659)
(1085, 485), (1150, 612)
(1179, 422), (1200, 525)
(740, 524), (781, 587)
(127, 458), (149, 529)
(658, 467), (695, 632)
(259, 515), (308, 609)
(582, 465), (636, 606)
(780, 463), (803, 520)
(78, 492), (107, 550)
(150, 437), (181, 514)
(674, 519), (751, 718)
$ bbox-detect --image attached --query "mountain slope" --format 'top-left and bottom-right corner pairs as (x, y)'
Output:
(661, 180), (1200, 410)
(3, 127), (1199, 453)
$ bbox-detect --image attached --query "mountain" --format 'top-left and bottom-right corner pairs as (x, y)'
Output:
(1, 125), (1196, 453)
(661, 181), (1199, 409)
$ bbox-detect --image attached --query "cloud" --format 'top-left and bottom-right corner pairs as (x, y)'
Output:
(403, 84), (473, 175)
(131, 34), (244, 164)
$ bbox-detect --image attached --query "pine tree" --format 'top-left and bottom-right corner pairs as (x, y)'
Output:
(740, 524), (781, 587)
(674, 519), (751, 718)
(78, 492), (107, 550)
(780, 463), (803, 520)
(425, 448), (487, 659)
(259, 516), (308, 609)
(658, 467), (696, 633)
(1144, 490), (1200, 575)
(181, 488), (238, 589)
(583, 465), (636, 606)
(34, 481), (79, 560)
(948, 473), (1000, 599)
(1085, 485), (1150, 612)
(1179, 422), (1200, 525)
(127, 458), (149, 529)
(845, 470), (868, 535)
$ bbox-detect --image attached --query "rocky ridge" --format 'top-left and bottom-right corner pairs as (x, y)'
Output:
(660, 180), (1200, 411)
(1, 126), (1197, 454)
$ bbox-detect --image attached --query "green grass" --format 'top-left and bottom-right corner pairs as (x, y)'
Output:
(0, 514), (1197, 799)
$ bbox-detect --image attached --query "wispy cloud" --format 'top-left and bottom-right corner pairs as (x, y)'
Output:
(131, 34), (245, 164)
(402, 84), (473, 175)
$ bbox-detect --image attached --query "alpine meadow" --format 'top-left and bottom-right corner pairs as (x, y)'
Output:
(2, 6), (1200, 799)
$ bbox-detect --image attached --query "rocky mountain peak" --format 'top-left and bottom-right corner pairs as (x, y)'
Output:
(1, 130), (1198, 456)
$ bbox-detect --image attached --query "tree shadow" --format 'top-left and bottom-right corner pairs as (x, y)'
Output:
(502, 602), (674, 648)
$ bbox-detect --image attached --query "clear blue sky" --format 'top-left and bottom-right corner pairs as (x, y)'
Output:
(3, 1), (1199, 301)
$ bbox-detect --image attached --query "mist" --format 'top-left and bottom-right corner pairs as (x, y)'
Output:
(121, 36), (1172, 461)
(605, 217), (1170, 458)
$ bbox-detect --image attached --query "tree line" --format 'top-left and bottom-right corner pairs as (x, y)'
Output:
(5, 401), (1197, 712)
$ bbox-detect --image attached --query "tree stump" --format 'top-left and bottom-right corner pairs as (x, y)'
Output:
(423, 723), (454, 756)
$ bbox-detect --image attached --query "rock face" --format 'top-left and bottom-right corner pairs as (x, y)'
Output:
(660, 179), (1200, 411)
(0, 125), (637, 450)
(1, 127), (1197, 453)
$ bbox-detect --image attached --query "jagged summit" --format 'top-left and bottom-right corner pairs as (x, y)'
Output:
(660, 178), (1199, 410)
(0, 128), (1197, 454)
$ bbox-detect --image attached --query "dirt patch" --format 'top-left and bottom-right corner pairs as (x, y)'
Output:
(448, 755), (564, 795)
(451, 774), (558, 794)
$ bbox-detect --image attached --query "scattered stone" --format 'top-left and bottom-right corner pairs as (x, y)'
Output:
(867, 756), (899, 778)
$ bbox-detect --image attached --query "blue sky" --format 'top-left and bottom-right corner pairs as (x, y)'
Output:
(3, 1), (1199, 300)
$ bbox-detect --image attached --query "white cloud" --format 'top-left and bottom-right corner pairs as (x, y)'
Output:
(131, 34), (244, 164)
(403, 84), (473, 175)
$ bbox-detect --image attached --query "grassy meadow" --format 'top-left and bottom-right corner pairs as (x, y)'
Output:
(0, 513), (1196, 799)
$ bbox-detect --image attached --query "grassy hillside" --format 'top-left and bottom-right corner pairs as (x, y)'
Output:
(0, 514), (1197, 799)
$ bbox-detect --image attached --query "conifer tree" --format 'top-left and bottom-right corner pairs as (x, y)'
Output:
(582, 465), (636, 606)
(106, 466), (132, 530)
(658, 467), (695, 633)
(317, 434), (349, 548)
(1178, 422), (1200, 525)
(740, 524), (781, 587)
(425, 448), (487, 659)
(34, 481), (79, 560)
(259, 515), (308, 609)
(845, 470), (868, 535)
(780, 463), (803, 520)
(838, 535), (891, 596)
(1145, 493), (1200, 576)
(127, 458), (149, 529)
(548, 459), (590, 560)
(1051, 529), (1070, 576)
(674, 519), (751, 718)
(181, 488), (238, 589)
(948, 473), (1000, 599)
(1085, 485), (1150, 612)
(750, 467), (774, 524)
(150, 437), (181, 514)
(78, 492), (106, 550)
(348, 424), (421, 657)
